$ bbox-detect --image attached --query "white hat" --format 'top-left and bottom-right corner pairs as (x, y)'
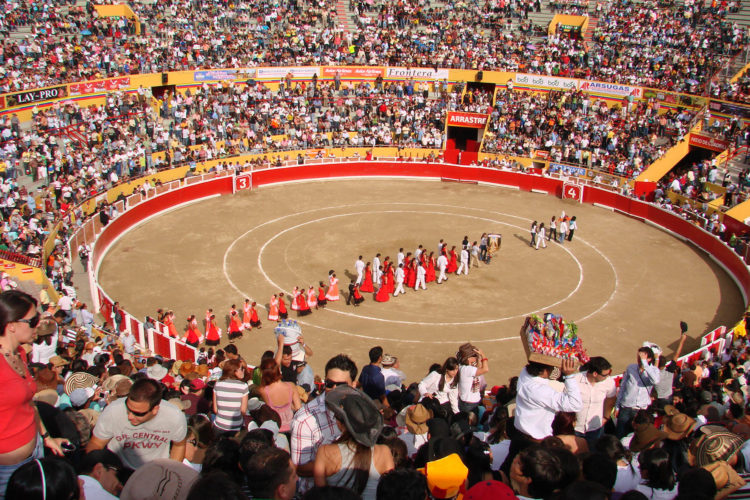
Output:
(146, 364), (168, 381)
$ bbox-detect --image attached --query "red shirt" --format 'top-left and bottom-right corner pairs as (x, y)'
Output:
(0, 348), (37, 453)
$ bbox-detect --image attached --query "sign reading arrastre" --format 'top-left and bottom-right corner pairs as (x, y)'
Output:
(447, 112), (489, 128)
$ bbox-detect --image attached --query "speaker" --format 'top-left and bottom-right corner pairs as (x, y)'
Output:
(476, 71), (483, 82)
(161, 73), (168, 85)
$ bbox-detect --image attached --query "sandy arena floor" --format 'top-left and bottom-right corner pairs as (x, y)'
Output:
(97, 179), (745, 385)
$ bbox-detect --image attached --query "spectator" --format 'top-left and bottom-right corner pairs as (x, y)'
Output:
(6, 457), (81, 500)
(86, 378), (187, 469)
(456, 343), (490, 415)
(574, 356), (616, 446)
(418, 356), (459, 415)
(359, 346), (385, 401)
(291, 354), (358, 494)
(508, 445), (566, 499)
(260, 358), (301, 434)
(212, 358), (249, 435)
(77, 449), (124, 499)
(244, 447), (298, 500)
(376, 468), (429, 500)
(615, 347), (660, 438)
(636, 448), (678, 499)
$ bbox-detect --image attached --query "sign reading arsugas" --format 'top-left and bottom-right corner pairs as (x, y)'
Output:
(447, 112), (489, 128)
(579, 81), (642, 98)
(5, 85), (68, 107)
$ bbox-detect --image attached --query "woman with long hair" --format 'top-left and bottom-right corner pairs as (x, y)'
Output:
(417, 357), (459, 415)
(259, 358), (301, 433)
(212, 359), (248, 434)
(425, 252), (436, 283)
(0, 291), (70, 499)
(456, 343), (489, 415)
(268, 294), (279, 322)
(314, 387), (394, 499)
(446, 245), (458, 273)
(205, 314), (221, 346)
(183, 315), (201, 347)
(594, 434), (641, 497)
(360, 264), (374, 293)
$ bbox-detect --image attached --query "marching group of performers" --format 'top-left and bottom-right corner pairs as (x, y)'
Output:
(172, 235), (497, 347)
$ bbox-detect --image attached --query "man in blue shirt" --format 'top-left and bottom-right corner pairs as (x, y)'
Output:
(358, 346), (385, 401)
(615, 346), (660, 438)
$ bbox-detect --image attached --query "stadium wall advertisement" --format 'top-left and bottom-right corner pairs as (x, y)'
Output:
(72, 161), (750, 361)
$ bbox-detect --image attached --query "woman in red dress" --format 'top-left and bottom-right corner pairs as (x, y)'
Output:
(360, 263), (374, 293)
(228, 308), (243, 340)
(291, 287), (300, 311)
(205, 314), (221, 346)
(383, 262), (395, 294)
(243, 299), (253, 329)
(352, 284), (365, 306)
(425, 251), (437, 283)
(278, 293), (288, 320)
(446, 246), (458, 273)
(407, 259), (418, 288)
(268, 294), (279, 321)
(403, 256), (412, 288)
(183, 315), (201, 347)
(249, 302), (262, 328)
(374, 276), (390, 302)
(317, 282), (328, 308)
(164, 311), (179, 338)
(296, 288), (312, 316)
(307, 286), (318, 309)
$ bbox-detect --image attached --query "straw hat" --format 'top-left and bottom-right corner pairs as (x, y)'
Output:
(64, 372), (98, 396)
(630, 422), (668, 452)
(663, 405), (697, 440)
(179, 361), (195, 378)
(692, 425), (745, 467)
(406, 404), (433, 435)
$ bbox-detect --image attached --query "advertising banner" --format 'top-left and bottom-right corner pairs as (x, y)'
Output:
(549, 163), (587, 176)
(579, 80), (642, 98)
(689, 133), (730, 152)
(256, 66), (321, 79)
(708, 100), (750, 120)
(385, 67), (450, 80)
(515, 73), (578, 91)
(194, 70), (237, 82)
(446, 112), (489, 128)
(5, 85), (68, 107)
(322, 66), (384, 78)
(69, 77), (131, 95)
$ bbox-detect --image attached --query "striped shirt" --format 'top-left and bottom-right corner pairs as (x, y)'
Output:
(213, 379), (249, 432)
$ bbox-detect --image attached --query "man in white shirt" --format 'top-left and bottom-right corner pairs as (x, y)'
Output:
(354, 255), (365, 285)
(397, 248), (405, 267)
(456, 247), (469, 275)
(372, 253), (381, 283)
(57, 290), (75, 324)
(414, 262), (427, 290)
(393, 263), (405, 296)
(437, 253), (449, 283)
(77, 450), (124, 499)
(574, 357), (616, 446)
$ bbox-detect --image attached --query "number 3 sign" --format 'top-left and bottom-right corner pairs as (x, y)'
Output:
(234, 174), (252, 193)
(562, 183), (583, 202)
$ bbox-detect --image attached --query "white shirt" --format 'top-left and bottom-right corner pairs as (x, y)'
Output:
(395, 267), (405, 283)
(458, 365), (481, 403)
(79, 475), (118, 500)
(514, 367), (583, 440)
(460, 249), (469, 262)
(574, 372), (617, 433)
(437, 254), (448, 270)
(418, 371), (459, 413)
(355, 259), (365, 274)
(397, 252), (405, 266)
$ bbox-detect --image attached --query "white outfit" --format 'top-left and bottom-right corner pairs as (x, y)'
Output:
(514, 367), (583, 440)
(79, 475), (118, 500)
(372, 256), (381, 282)
(437, 254), (448, 283)
(418, 371), (459, 413)
(397, 251), (405, 267)
(355, 259), (365, 285)
(415, 265), (426, 290)
(394, 267), (405, 296)
(457, 248), (469, 274)
(536, 227), (547, 249)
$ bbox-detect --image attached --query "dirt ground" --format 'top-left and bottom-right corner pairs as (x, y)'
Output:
(97, 178), (745, 386)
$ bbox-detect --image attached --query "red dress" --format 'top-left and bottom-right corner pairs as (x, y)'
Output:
(407, 261), (418, 288)
(360, 265), (374, 292)
(375, 279), (390, 302)
(403, 258), (412, 287)
(278, 296), (288, 319)
(250, 306), (261, 327)
(164, 315), (178, 338)
(447, 250), (458, 273)
(318, 287), (327, 307)
(206, 321), (220, 345)
(426, 257), (436, 283)
(326, 276), (340, 301)
(296, 292), (312, 315)
(385, 265), (395, 294)
(352, 285), (365, 305)
(268, 296), (279, 321)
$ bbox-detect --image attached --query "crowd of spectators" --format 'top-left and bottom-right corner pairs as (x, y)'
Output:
(0, 0), (747, 102)
(4, 287), (750, 500)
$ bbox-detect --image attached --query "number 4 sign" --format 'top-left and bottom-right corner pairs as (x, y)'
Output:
(562, 183), (583, 202)
(233, 174), (252, 193)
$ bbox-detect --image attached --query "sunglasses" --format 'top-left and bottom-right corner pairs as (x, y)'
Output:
(16, 313), (40, 328)
(325, 379), (348, 389)
(125, 401), (153, 417)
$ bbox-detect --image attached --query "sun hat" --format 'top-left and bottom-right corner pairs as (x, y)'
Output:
(167, 398), (191, 411)
(33, 388), (60, 407)
(630, 422), (668, 452)
(179, 361), (195, 378)
(418, 453), (469, 500)
(120, 459), (198, 500)
(325, 385), (384, 447)
(102, 374), (130, 393)
(64, 371), (98, 396)
(49, 355), (70, 368)
(406, 404), (433, 435)
(464, 480), (518, 500)
(146, 364), (168, 381)
(70, 387), (95, 407)
(702, 461), (747, 497)
(195, 364), (209, 378)
(171, 360), (183, 376)
(35, 368), (58, 391)
(36, 316), (58, 337)
(692, 425), (745, 466)
(663, 405), (697, 440)
(381, 354), (396, 366)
